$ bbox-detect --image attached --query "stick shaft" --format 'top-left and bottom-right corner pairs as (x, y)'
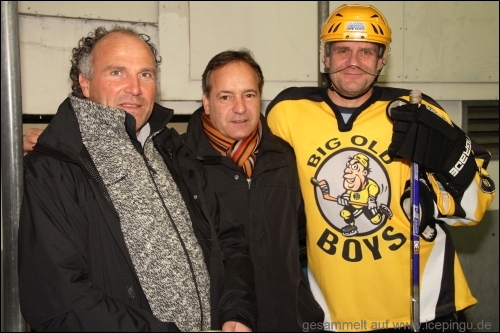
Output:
(411, 162), (420, 331)
(410, 90), (422, 332)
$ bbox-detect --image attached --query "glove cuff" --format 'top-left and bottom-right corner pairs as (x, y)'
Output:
(437, 135), (476, 197)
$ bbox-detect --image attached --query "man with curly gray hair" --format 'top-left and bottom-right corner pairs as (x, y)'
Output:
(19, 26), (256, 332)
(69, 26), (162, 99)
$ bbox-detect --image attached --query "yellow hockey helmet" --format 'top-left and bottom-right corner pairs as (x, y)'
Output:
(320, 4), (392, 72)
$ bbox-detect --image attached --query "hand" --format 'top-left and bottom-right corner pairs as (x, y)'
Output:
(367, 196), (376, 210)
(337, 193), (349, 206)
(23, 128), (43, 156)
(388, 102), (476, 196)
(221, 321), (252, 332)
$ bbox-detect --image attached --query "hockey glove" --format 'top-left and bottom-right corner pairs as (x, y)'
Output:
(388, 103), (476, 197)
(400, 175), (437, 242)
(337, 193), (350, 206)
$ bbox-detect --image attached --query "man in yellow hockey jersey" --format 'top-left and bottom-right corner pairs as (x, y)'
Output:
(266, 3), (495, 332)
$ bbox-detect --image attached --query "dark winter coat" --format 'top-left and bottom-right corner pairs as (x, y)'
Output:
(177, 107), (324, 331)
(18, 98), (256, 331)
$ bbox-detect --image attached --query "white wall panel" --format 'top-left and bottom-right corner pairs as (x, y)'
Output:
(17, 1), (499, 115)
(160, 1), (498, 104)
(331, 1), (499, 83)
(403, 1), (498, 82)
(18, 1), (158, 23)
(159, 1), (317, 103)
(190, 2), (317, 82)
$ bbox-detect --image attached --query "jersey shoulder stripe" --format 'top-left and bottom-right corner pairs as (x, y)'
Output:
(265, 86), (323, 117)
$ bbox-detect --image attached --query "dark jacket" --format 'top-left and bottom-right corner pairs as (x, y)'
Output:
(177, 107), (324, 331)
(18, 98), (256, 331)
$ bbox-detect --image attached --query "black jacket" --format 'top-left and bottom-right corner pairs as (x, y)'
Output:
(18, 98), (256, 331)
(178, 108), (324, 331)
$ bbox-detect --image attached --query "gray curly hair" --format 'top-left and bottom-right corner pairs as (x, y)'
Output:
(69, 26), (162, 98)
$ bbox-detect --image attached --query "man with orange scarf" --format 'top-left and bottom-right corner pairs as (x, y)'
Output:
(178, 49), (324, 331)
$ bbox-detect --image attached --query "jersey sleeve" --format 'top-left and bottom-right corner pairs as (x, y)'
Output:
(266, 101), (292, 145)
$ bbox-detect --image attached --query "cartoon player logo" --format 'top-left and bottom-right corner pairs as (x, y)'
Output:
(312, 152), (392, 237)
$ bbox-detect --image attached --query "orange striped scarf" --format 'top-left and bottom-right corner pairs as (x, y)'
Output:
(201, 112), (262, 178)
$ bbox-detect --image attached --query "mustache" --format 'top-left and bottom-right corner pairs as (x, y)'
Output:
(327, 65), (378, 76)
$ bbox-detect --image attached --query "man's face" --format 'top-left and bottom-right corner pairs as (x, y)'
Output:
(202, 61), (261, 140)
(324, 41), (384, 98)
(79, 32), (157, 134)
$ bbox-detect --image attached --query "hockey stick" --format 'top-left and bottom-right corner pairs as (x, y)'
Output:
(409, 90), (422, 332)
(387, 91), (422, 331)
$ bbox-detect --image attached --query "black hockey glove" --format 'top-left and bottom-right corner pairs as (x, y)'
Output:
(388, 103), (476, 197)
(400, 175), (437, 242)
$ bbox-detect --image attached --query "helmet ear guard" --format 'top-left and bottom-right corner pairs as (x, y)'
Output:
(320, 4), (392, 73)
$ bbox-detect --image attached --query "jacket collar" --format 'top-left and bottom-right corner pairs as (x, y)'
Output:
(36, 96), (174, 156)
